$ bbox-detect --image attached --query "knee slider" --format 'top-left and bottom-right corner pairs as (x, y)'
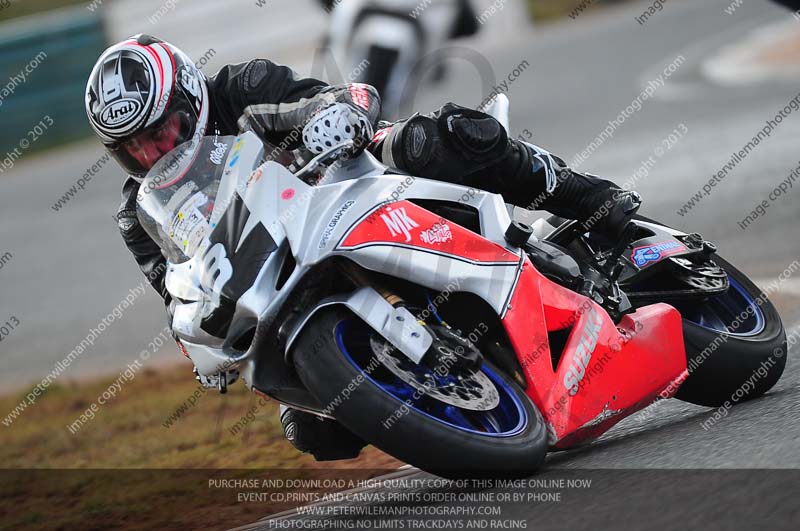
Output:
(444, 109), (508, 164)
(432, 102), (509, 165)
(384, 103), (511, 182)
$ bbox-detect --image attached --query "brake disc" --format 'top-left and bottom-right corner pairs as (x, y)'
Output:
(625, 257), (729, 301)
(671, 257), (729, 293)
(369, 336), (500, 411)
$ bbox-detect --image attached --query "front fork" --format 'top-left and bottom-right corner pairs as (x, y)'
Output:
(337, 261), (488, 372)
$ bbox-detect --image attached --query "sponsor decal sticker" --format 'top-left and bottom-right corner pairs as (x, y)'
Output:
(631, 240), (687, 268)
(246, 168), (263, 187)
(281, 188), (296, 200)
(166, 192), (211, 257)
(209, 142), (228, 165)
(319, 200), (355, 249)
(380, 206), (419, 242)
(563, 309), (604, 396)
(228, 138), (245, 169)
(420, 223), (453, 245)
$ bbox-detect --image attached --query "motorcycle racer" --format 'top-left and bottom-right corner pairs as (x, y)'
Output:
(85, 35), (640, 461)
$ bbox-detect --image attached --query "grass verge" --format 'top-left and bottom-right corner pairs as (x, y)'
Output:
(0, 0), (91, 22)
(0, 361), (401, 529)
(526, 0), (628, 22)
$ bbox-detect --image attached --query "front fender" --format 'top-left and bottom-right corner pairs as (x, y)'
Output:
(284, 286), (434, 364)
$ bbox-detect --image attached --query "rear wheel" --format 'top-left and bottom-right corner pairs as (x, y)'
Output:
(292, 307), (548, 478)
(621, 216), (788, 407)
(672, 255), (787, 407)
(544, 214), (787, 408)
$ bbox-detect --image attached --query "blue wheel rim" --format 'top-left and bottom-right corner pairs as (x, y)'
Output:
(334, 320), (529, 438)
(679, 277), (765, 337)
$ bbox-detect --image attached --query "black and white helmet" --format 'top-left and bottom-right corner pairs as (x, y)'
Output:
(85, 34), (209, 178)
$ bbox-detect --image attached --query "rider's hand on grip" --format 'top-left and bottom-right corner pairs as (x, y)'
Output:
(302, 102), (373, 159)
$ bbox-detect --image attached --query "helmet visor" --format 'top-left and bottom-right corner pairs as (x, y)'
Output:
(109, 111), (192, 177)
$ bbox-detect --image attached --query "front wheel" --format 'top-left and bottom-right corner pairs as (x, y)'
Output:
(292, 307), (548, 478)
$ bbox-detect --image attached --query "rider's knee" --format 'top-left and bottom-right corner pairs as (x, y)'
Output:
(377, 103), (509, 182)
(433, 102), (509, 162)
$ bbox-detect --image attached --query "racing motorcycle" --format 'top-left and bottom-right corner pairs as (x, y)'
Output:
(137, 96), (787, 476)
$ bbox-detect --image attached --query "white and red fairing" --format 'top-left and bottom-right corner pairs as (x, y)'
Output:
(183, 133), (689, 448)
(326, 199), (688, 447)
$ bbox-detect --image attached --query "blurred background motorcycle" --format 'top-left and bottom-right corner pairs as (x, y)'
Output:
(316, 0), (481, 119)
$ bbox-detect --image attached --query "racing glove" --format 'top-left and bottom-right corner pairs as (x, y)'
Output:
(302, 102), (374, 158)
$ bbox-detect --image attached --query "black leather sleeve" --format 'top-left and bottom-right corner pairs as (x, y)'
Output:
(209, 59), (381, 150)
(116, 177), (171, 305)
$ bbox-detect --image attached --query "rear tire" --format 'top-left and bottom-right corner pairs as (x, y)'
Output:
(292, 307), (548, 478)
(674, 255), (787, 407)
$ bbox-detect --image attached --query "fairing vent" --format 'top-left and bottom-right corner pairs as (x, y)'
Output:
(275, 250), (296, 291)
(548, 325), (574, 372)
(231, 327), (257, 353)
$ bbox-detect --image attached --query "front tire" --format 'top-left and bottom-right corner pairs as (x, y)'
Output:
(292, 307), (548, 477)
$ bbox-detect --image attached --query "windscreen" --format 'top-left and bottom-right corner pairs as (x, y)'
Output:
(136, 134), (268, 263)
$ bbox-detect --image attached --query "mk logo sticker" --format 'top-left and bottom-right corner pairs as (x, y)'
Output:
(380, 207), (419, 242)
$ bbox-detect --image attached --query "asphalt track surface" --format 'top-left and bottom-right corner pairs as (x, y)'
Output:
(0, 0), (798, 528)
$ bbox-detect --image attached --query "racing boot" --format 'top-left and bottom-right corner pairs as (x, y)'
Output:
(280, 406), (366, 461)
(540, 168), (642, 237)
(485, 138), (642, 238)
